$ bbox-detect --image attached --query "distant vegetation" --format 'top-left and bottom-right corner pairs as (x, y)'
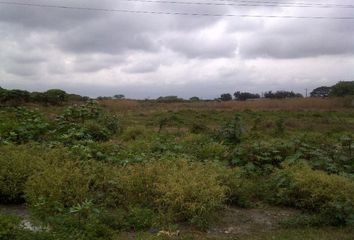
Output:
(1, 81), (353, 105)
(0, 87), (89, 106)
(0, 85), (353, 239)
(310, 81), (354, 98)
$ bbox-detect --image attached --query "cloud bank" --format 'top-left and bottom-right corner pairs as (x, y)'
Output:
(0, 0), (353, 98)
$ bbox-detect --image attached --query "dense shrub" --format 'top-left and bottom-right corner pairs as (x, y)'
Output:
(229, 140), (293, 174)
(54, 102), (120, 144)
(220, 168), (265, 207)
(1, 108), (50, 144)
(181, 134), (227, 162)
(229, 136), (354, 175)
(121, 126), (150, 141)
(1, 102), (121, 145)
(151, 160), (227, 228)
(0, 214), (21, 240)
(25, 159), (228, 229)
(269, 163), (354, 226)
(0, 145), (58, 203)
(25, 160), (101, 217)
(217, 114), (244, 144)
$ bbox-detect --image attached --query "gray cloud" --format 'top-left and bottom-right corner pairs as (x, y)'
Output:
(122, 62), (160, 74)
(0, 0), (353, 98)
(240, 19), (354, 59)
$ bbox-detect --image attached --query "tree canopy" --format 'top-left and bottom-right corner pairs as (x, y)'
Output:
(330, 81), (354, 97)
(234, 91), (260, 101)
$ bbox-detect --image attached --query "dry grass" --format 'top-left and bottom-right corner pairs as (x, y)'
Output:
(98, 99), (140, 112)
(99, 98), (353, 113)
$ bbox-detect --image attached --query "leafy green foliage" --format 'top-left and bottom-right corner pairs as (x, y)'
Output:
(330, 81), (354, 97)
(0, 102), (121, 145)
(1, 108), (50, 144)
(217, 114), (244, 144)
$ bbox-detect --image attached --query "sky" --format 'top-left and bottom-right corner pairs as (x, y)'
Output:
(0, 0), (353, 99)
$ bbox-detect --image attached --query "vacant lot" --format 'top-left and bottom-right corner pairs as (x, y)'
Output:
(1, 98), (353, 240)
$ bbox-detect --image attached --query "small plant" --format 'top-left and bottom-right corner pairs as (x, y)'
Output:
(274, 117), (285, 135)
(189, 123), (208, 134)
(218, 114), (244, 144)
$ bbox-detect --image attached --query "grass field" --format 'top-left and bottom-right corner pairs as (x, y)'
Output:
(0, 98), (353, 240)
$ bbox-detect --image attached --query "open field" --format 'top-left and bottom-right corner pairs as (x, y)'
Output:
(1, 98), (354, 240)
(99, 97), (354, 112)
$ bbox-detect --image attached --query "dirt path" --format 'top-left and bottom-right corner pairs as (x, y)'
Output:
(207, 206), (298, 237)
(0, 204), (29, 217)
(1, 204), (298, 238)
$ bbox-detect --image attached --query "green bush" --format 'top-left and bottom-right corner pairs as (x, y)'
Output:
(0, 214), (21, 240)
(150, 160), (227, 228)
(54, 102), (121, 144)
(25, 159), (228, 229)
(0, 145), (59, 203)
(189, 123), (208, 134)
(181, 134), (227, 161)
(217, 114), (244, 144)
(121, 126), (150, 141)
(25, 160), (101, 217)
(125, 206), (155, 231)
(1, 108), (50, 144)
(269, 162), (354, 226)
(229, 140), (294, 174)
(220, 168), (264, 208)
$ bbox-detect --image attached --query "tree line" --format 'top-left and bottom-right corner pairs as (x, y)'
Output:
(310, 81), (354, 98)
(1, 81), (353, 105)
(0, 87), (88, 106)
(218, 81), (354, 102)
(218, 90), (303, 102)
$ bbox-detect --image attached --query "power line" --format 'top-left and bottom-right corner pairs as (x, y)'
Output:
(211, 0), (354, 4)
(120, 0), (354, 8)
(210, 0), (354, 7)
(0, 1), (353, 20)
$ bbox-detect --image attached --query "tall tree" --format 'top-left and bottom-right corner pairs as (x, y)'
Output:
(220, 93), (232, 101)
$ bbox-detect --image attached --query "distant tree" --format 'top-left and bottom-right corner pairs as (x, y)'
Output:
(0, 89), (30, 105)
(97, 96), (112, 100)
(220, 93), (233, 101)
(234, 91), (260, 101)
(189, 96), (200, 101)
(330, 81), (354, 97)
(264, 91), (303, 99)
(30, 92), (47, 103)
(114, 94), (125, 99)
(67, 94), (90, 102)
(0, 87), (7, 104)
(157, 96), (184, 103)
(310, 86), (332, 97)
(44, 89), (68, 105)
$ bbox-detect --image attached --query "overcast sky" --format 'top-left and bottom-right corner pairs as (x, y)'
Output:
(0, 0), (353, 99)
